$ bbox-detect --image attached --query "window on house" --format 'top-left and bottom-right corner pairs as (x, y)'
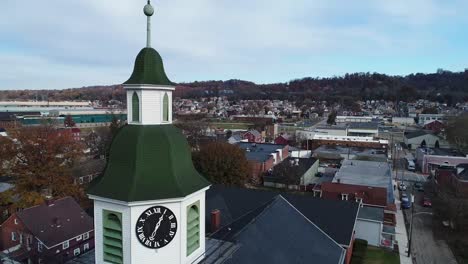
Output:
(163, 93), (169, 122)
(38, 242), (43, 252)
(84, 243), (89, 251)
(132, 92), (140, 123)
(63, 240), (69, 249)
(83, 232), (89, 240)
(74, 248), (80, 256)
(79, 178), (84, 184)
(187, 202), (200, 256)
(341, 194), (348, 201)
(103, 210), (123, 264)
(14, 218), (18, 225)
(11, 232), (16, 241)
(76, 235), (82, 241)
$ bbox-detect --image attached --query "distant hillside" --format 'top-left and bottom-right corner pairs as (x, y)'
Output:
(1, 70), (467, 105)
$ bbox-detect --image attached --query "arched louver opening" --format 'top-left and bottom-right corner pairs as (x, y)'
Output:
(132, 92), (140, 123)
(187, 203), (200, 256)
(163, 93), (169, 122)
(103, 210), (123, 264)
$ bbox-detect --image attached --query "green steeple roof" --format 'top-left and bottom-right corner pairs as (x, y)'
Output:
(88, 125), (210, 202)
(123, 47), (173, 86)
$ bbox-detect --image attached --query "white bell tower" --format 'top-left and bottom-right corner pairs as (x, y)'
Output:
(88, 2), (210, 264)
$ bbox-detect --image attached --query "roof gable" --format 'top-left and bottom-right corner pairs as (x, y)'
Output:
(224, 196), (345, 264)
(16, 197), (93, 247)
(206, 185), (359, 246)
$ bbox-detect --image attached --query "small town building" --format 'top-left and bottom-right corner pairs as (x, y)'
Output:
(0, 197), (94, 263)
(415, 148), (468, 174)
(434, 164), (468, 197)
(205, 185), (359, 264)
(242, 129), (263, 143)
(403, 130), (449, 150)
(263, 157), (319, 189)
(423, 120), (445, 133)
(237, 142), (289, 184)
(71, 159), (106, 185)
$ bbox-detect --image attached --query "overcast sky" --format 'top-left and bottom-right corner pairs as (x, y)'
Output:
(1, 0), (468, 90)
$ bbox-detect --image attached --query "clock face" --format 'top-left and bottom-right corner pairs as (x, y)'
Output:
(135, 206), (178, 249)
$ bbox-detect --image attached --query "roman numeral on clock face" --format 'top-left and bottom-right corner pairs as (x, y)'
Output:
(135, 206), (178, 249)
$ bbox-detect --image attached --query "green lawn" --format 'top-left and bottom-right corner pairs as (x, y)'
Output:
(362, 246), (400, 264)
(209, 122), (253, 130)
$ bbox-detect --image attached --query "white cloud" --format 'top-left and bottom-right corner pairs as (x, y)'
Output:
(0, 0), (467, 89)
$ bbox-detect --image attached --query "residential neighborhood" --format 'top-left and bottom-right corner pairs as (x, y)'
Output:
(1, 1), (468, 264)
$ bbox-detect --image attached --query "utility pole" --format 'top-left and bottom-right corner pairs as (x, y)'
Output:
(407, 187), (415, 257)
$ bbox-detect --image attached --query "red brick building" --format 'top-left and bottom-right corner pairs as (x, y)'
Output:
(320, 182), (388, 207)
(423, 120), (445, 134)
(243, 130), (263, 143)
(435, 165), (468, 197)
(0, 197), (94, 263)
(274, 134), (291, 145)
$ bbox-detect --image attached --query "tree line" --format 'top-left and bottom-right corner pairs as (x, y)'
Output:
(1, 69), (467, 105)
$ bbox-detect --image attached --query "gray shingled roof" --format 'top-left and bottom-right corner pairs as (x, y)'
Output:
(16, 197), (93, 247)
(206, 185), (359, 246)
(222, 196), (345, 264)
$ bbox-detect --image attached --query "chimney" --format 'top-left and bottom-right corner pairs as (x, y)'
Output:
(211, 209), (221, 233)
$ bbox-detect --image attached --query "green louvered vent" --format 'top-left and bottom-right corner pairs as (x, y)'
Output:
(103, 210), (123, 264)
(132, 92), (140, 123)
(187, 202), (200, 256)
(163, 93), (169, 122)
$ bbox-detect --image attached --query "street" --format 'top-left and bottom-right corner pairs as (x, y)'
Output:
(400, 178), (458, 264)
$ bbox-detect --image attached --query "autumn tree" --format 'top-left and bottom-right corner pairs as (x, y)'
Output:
(85, 127), (112, 159)
(446, 113), (468, 152)
(174, 119), (208, 149)
(192, 142), (249, 187)
(5, 124), (85, 208)
(64, 115), (76, 127)
(268, 159), (300, 190)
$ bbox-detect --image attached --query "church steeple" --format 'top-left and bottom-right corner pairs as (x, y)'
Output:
(144, 0), (154, 48)
(122, 0), (174, 125)
(88, 2), (210, 263)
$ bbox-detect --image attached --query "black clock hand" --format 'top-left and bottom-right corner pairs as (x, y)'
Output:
(149, 211), (166, 240)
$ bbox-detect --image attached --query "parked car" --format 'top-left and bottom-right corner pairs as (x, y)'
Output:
(423, 197), (432, 207)
(398, 183), (407, 191)
(399, 192), (411, 209)
(414, 182), (424, 192)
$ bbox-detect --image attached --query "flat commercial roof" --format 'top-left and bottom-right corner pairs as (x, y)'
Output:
(358, 206), (384, 222)
(334, 160), (394, 203)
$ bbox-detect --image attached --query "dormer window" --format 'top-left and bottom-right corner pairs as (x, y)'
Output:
(341, 193), (349, 201)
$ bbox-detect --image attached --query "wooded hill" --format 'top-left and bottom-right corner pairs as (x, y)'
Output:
(1, 70), (467, 105)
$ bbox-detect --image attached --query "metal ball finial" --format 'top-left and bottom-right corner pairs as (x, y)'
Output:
(144, 1), (154, 17)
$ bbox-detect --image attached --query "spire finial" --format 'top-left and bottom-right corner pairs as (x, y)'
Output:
(143, 0), (154, 48)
